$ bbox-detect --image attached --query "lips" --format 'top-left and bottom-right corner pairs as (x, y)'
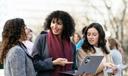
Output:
(88, 40), (94, 43)
(53, 29), (59, 33)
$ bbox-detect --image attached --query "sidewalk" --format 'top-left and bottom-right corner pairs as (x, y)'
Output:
(0, 69), (4, 76)
(0, 69), (128, 76)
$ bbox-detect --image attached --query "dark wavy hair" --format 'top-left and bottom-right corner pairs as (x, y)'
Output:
(82, 23), (109, 54)
(0, 18), (27, 63)
(44, 10), (75, 39)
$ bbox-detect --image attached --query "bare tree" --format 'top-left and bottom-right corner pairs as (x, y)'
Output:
(103, 0), (127, 44)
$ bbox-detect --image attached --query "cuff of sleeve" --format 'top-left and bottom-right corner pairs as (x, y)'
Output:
(46, 58), (54, 69)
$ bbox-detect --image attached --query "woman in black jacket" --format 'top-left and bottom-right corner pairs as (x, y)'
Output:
(32, 10), (76, 76)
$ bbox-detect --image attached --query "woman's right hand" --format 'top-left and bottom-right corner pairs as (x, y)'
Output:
(52, 58), (73, 66)
(104, 63), (117, 75)
(103, 63), (115, 68)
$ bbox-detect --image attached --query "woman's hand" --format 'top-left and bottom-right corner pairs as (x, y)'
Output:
(104, 63), (115, 68)
(104, 63), (117, 75)
(52, 58), (73, 66)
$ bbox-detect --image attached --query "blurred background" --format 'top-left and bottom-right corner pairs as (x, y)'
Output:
(0, 0), (128, 75)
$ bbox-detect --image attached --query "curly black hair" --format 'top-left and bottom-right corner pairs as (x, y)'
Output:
(43, 10), (75, 39)
(82, 23), (109, 54)
(0, 18), (27, 63)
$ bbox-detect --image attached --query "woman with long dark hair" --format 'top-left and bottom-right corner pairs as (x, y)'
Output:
(77, 23), (116, 76)
(0, 18), (36, 76)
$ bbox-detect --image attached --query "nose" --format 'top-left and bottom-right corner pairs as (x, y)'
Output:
(52, 23), (59, 30)
(54, 23), (58, 28)
(88, 34), (94, 39)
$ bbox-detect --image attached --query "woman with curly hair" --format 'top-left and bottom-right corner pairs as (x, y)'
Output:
(32, 10), (76, 76)
(0, 18), (36, 76)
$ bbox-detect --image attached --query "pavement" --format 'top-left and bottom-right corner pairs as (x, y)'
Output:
(0, 69), (128, 76)
(0, 69), (4, 76)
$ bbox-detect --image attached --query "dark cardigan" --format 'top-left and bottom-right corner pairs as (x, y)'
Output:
(32, 34), (77, 76)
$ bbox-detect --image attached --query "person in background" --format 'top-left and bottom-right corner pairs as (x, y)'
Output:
(32, 10), (76, 76)
(26, 28), (33, 42)
(108, 38), (124, 76)
(115, 39), (125, 64)
(76, 26), (87, 50)
(76, 23), (117, 76)
(72, 32), (81, 45)
(0, 18), (36, 76)
(23, 27), (34, 56)
(108, 38), (123, 65)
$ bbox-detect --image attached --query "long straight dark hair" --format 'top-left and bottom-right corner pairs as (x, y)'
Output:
(0, 18), (27, 63)
(82, 23), (109, 54)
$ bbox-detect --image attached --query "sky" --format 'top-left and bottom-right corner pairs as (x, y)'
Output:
(0, 0), (124, 41)
(0, 0), (87, 41)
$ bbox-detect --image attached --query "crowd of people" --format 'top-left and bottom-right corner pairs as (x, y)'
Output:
(0, 10), (127, 76)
